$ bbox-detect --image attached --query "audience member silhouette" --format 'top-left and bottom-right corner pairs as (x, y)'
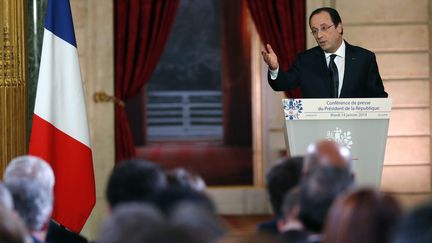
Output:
(0, 206), (29, 243)
(134, 224), (206, 243)
(8, 143), (425, 243)
(392, 200), (432, 243)
(150, 186), (216, 215)
(0, 183), (14, 210)
(323, 188), (401, 243)
(277, 187), (307, 243)
(4, 155), (55, 192)
(5, 179), (52, 243)
(46, 221), (88, 243)
(166, 167), (207, 192)
(169, 202), (227, 242)
(299, 165), (353, 242)
(106, 158), (168, 208)
(258, 156), (303, 234)
(302, 140), (352, 174)
(4, 155), (55, 243)
(4, 155), (88, 243)
(298, 140), (354, 242)
(98, 202), (166, 243)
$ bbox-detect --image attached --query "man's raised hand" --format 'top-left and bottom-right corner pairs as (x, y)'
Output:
(261, 44), (279, 70)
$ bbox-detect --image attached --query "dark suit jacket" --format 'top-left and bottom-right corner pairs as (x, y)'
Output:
(268, 42), (388, 98)
(46, 221), (88, 243)
(257, 216), (279, 234)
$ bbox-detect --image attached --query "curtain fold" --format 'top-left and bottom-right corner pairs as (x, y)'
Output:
(246, 0), (306, 98)
(114, 0), (180, 163)
(221, 0), (252, 147)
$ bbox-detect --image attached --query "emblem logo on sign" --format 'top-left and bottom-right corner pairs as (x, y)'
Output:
(326, 127), (353, 149)
(283, 99), (303, 120)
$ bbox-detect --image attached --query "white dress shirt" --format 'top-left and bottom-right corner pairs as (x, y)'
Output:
(324, 41), (345, 97)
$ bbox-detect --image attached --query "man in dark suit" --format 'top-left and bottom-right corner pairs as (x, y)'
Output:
(262, 7), (388, 98)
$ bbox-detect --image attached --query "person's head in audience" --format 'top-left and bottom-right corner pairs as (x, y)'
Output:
(3, 155), (54, 243)
(5, 178), (53, 242)
(266, 156), (303, 216)
(323, 188), (401, 243)
(151, 186), (216, 215)
(392, 200), (432, 243)
(0, 183), (14, 210)
(303, 140), (352, 174)
(98, 203), (165, 243)
(134, 224), (206, 243)
(106, 158), (167, 208)
(299, 164), (353, 234)
(166, 167), (206, 192)
(257, 156), (303, 235)
(0, 206), (29, 243)
(169, 202), (226, 242)
(4, 155), (55, 191)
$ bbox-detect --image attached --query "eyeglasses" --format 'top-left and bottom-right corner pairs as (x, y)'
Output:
(311, 24), (335, 36)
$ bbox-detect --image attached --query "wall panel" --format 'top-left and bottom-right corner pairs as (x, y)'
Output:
(381, 165), (431, 193)
(337, 0), (428, 24)
(388, 108), (430, 135)
(385, 80), (429, 107)
(384, 137), (430, 165)
(345, 25), (428, 52)
(377, 53), (429, 79)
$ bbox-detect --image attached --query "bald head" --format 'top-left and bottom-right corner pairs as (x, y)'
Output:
(303, 140), (351, 173)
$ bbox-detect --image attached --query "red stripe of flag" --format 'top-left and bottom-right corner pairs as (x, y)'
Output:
(29, 114), (95, 232)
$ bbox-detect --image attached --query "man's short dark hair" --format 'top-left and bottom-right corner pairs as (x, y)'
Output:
(309, 7), (342, 28)
(106, 159), (167, 208)
(266, 156), (303, 215)
(151, 187), (216, 215)
(98, 203), (165, 243)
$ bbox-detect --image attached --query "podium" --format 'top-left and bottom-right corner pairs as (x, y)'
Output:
(282, 98), (392, 187)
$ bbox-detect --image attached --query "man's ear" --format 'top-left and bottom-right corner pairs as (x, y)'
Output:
(337, 23), (343, 35)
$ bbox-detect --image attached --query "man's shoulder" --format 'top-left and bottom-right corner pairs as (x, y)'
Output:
(302, 46), (322, 55)
(345, 42), (375, 57)
(297, 46), (322, 59)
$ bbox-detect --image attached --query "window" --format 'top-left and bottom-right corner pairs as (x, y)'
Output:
(147, 0), (222, 141)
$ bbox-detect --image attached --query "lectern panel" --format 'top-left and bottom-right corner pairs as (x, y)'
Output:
(283, 98), (392, 188)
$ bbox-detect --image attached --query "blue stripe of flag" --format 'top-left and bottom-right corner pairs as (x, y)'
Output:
(45, 0), (77, 47)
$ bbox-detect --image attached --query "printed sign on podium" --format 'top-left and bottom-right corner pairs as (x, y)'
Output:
(283, 98), (392, 187)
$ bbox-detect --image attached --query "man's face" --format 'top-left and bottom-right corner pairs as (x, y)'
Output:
(309, 11), (343, 53)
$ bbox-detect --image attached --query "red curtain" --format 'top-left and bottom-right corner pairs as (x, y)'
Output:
(114, 0), (180, 163)
(221, 0), (252, 147)
(246, 0), (306, 98)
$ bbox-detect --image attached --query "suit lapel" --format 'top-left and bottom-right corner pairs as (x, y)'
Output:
(341, 43), (354, 97)
(315, 49), (333, 97)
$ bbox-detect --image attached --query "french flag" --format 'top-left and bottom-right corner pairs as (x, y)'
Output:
(29, 0), (96, 233)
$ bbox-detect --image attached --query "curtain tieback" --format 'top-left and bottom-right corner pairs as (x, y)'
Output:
(93, 91), (125, 107)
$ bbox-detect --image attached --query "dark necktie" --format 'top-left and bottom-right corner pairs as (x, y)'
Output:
(329, 54), (339, 98)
